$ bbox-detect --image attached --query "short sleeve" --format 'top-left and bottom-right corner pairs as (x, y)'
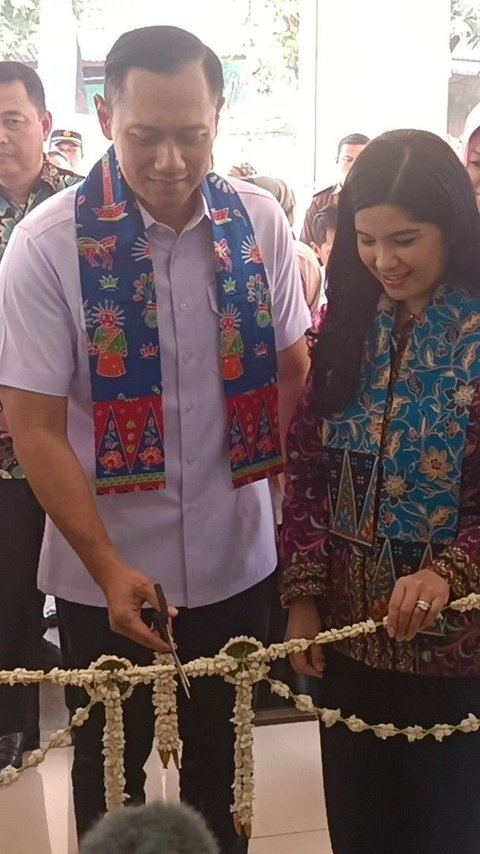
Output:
(239, 186), (311, 352)
(0, 223), (76, 396)
(268, 211), (311, 351)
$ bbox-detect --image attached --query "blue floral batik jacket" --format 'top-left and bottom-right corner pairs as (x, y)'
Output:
(281, 286), (480, 676)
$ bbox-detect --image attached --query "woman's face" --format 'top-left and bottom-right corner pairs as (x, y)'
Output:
(354, 204), (448, 314)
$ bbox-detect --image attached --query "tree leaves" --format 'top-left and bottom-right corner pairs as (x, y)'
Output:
(0, 0), (39, 61)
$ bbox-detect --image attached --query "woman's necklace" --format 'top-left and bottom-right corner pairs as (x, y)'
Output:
(395, 303), (424, 332)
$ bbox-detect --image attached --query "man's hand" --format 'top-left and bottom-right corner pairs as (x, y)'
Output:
(386, 568), (449, 642)
(285, 595), (324, 678)
(100, 565), (178, 653)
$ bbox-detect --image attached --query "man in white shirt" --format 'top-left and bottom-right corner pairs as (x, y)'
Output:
(0, 26), (309, 854)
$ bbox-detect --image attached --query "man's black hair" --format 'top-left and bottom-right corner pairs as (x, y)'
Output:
(105, 26), (224, 103)
(337, 133), (370, 158)
(0, 61), (46, 114)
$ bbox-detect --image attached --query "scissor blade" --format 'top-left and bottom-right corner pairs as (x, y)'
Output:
(163, 621), (191, 697)
(152, 583), (190, 698)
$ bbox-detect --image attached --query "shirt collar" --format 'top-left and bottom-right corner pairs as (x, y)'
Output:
(35, 155), (76, 192)
(139, 187), (211, 233)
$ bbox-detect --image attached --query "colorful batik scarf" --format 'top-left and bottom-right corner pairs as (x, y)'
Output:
(321, 285), (480, 577)
(76, 147), (281, 494)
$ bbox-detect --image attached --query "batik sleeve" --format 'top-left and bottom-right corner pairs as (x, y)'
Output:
(279, 375), (331, 605)
(432, 384), (480, 598)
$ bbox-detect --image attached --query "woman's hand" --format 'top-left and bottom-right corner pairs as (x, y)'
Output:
(285, 596), (325, 678)
(386, 568), (450, 642)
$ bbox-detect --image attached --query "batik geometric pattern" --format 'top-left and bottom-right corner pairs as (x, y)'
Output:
(0, 158), (81, 479)
(320, 285), (480, 599)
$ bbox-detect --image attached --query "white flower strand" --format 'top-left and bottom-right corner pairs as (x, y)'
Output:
(84, 655), (135, 813)
(0, 698), (96, 788)
(267, 677), (480, 743)
(102, 687), (127, 812)
(152, 654), (182, 770)
(450, 592), (480, 612)
(231, 671), (255, 839)
(1, 595), (480, 834)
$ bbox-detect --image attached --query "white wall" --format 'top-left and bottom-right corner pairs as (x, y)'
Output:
(314, 0), (451, 188)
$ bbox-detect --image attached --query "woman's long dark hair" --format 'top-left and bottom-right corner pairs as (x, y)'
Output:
(312, 128), (480, 417)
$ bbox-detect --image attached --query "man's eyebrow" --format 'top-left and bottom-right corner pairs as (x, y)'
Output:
(129, 123), (208, 131)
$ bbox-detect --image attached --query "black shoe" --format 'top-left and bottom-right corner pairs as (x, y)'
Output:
(0, 731), (40, 770)
(29, 638), (63, 672)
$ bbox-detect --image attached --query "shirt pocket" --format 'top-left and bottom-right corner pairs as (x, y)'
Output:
(204, 282), (222, 377)
(207, 281), (220, 316)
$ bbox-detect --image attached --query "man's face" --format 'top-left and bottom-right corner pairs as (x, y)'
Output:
(97, 63), (223, 231)
(0, 80), (51, 190)
(337, 143), (367, 184)
(56, 141), (82, 169)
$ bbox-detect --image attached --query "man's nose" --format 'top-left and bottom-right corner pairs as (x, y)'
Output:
(153, 141), (184, 172)
(0, 124), (10, 145)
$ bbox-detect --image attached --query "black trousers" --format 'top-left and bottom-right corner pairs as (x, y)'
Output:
(56, 571), (274, 852)
(318, 649), (480, 854)
(0, 479), (45, 738)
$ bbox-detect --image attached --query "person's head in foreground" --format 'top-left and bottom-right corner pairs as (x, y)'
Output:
(95, 25), (224, 234)
(312, 127), (480, 416)
(78, 801), (220, 854)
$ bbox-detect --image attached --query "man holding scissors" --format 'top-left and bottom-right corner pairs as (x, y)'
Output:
(0, 27), (309, 854)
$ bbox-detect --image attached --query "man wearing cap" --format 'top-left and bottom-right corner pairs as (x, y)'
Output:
(50, 128), (83, 171)
(0, 60), (81, 771)
(0, 27), (309, 853)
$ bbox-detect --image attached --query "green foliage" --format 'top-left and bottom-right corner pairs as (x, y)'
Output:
(243, 0), (300, 96)
(265, 0), (300, 77)
(0, 0), (40, 60)
(72, 0), (110, 25)
(0, 0), (109, 61)
(0, 0), (300, 102)
(451, 0), (480, 51)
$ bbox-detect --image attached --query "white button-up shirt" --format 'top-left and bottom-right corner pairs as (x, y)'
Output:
(0, 178), (310, 608)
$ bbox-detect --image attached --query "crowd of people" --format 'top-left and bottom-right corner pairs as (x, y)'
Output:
(1, 22), (480, 854)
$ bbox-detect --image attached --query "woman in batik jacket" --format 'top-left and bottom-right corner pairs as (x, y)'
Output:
(280, 129), (480, 854)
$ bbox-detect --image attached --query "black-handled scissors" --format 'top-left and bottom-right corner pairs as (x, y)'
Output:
(151, 583), (191, 698)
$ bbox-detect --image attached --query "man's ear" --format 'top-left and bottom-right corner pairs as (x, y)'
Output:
(215, 96), (225, 131)
(95, 95), (113, 141)
(310, 241), (322, 264)
(41, 110), (52, 141)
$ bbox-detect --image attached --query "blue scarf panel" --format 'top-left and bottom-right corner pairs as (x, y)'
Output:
(76, 147), (281, 494)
